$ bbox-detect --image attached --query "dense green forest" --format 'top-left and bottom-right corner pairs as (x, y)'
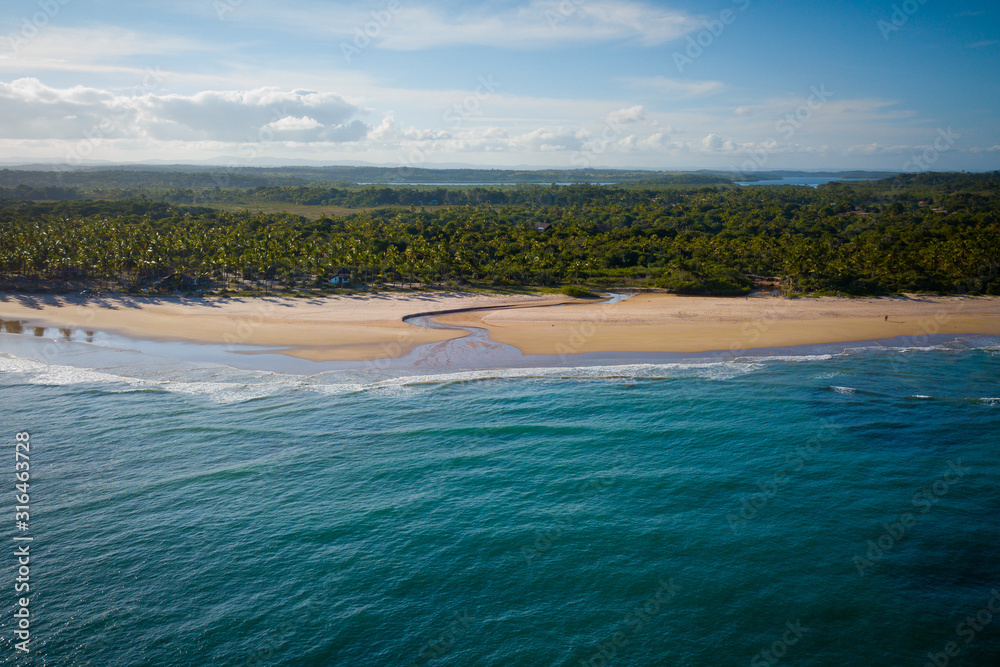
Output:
(1, 172), (998, 296)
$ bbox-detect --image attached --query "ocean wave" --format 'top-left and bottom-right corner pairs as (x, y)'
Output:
(2, 352), (772, 403)
(3, 344), (996, 405)
(308, 361), (766, 394)
(0, 353), (298, 405)
(0, 354), (149, 388)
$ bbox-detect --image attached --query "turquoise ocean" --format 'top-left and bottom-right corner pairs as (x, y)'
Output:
(1, 316), (998, 666)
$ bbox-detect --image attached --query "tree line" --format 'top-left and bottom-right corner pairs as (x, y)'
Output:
(1, 174), (998, 296)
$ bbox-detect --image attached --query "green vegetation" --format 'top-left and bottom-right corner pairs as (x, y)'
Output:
(560, 286), (600, 298)
(1, 172), (998, 297)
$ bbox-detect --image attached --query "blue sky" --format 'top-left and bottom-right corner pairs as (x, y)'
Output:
(1, 0), (998, 170)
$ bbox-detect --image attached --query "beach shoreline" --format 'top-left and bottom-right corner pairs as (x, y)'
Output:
(1, 291), (998, 362)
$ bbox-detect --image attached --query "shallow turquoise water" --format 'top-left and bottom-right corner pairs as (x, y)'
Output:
(1, 346), (999, 665)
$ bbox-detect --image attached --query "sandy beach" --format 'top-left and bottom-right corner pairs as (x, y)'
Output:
(0, 292), (569, 361)
(1, 291), (998, 361)
(435, 293), (1000, 356)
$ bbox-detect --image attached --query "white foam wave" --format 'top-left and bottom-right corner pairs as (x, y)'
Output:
(2, 345), (992, 405)
(307, 361), (766, 394)
(0, 355), (148, 388)
(0, 353), (298, 405)
(3, 352), (772, 403)
(737, 354), (835, 363)
(981, 398), (1000, 406)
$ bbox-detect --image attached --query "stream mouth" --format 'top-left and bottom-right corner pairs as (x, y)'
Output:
(401, 292), (635, 368)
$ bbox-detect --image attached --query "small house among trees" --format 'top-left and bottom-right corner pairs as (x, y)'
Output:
(155, 273), (198, 291)
(330, 268), (351, 286)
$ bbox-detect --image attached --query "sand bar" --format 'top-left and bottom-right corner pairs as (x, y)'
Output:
(434, 293), (1000, 355)
(1, 292), (998, 361)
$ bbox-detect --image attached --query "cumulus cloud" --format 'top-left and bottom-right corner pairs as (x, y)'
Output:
(0, 79), (124, 140)
(368, 112), (449, 142)
(0, 79), (369, 144)
(142, 88), (366, 142)
(606, 105), (646, 124)
(701, 133), (738, 152)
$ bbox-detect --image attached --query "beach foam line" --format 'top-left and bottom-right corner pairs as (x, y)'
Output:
(309, 361), (767, 393)
(2, 341), (996, 404)
(1, 352), (777, 402)
(0, 353), (301, 405)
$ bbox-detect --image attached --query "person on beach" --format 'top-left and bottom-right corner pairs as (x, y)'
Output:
(884, 315), (888, 322)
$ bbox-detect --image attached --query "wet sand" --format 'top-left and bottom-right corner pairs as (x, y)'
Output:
(1, 292), (998, 362)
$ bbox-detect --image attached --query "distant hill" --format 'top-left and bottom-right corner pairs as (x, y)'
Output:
(0, 165), (739, 188)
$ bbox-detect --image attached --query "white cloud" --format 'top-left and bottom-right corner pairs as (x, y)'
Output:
(624, 76), (724, 98)
(242, 1), (700, 50)
(267, 116), (322, 132)
(0, 79), (368, 144)
(0, 26), (211, 66)
(142, 88), (366, 142)
(606, 105), (646, 124)
(701, 133), (739, 152)
(2, 75), (985, 170)
(368, 112), (450, 142)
